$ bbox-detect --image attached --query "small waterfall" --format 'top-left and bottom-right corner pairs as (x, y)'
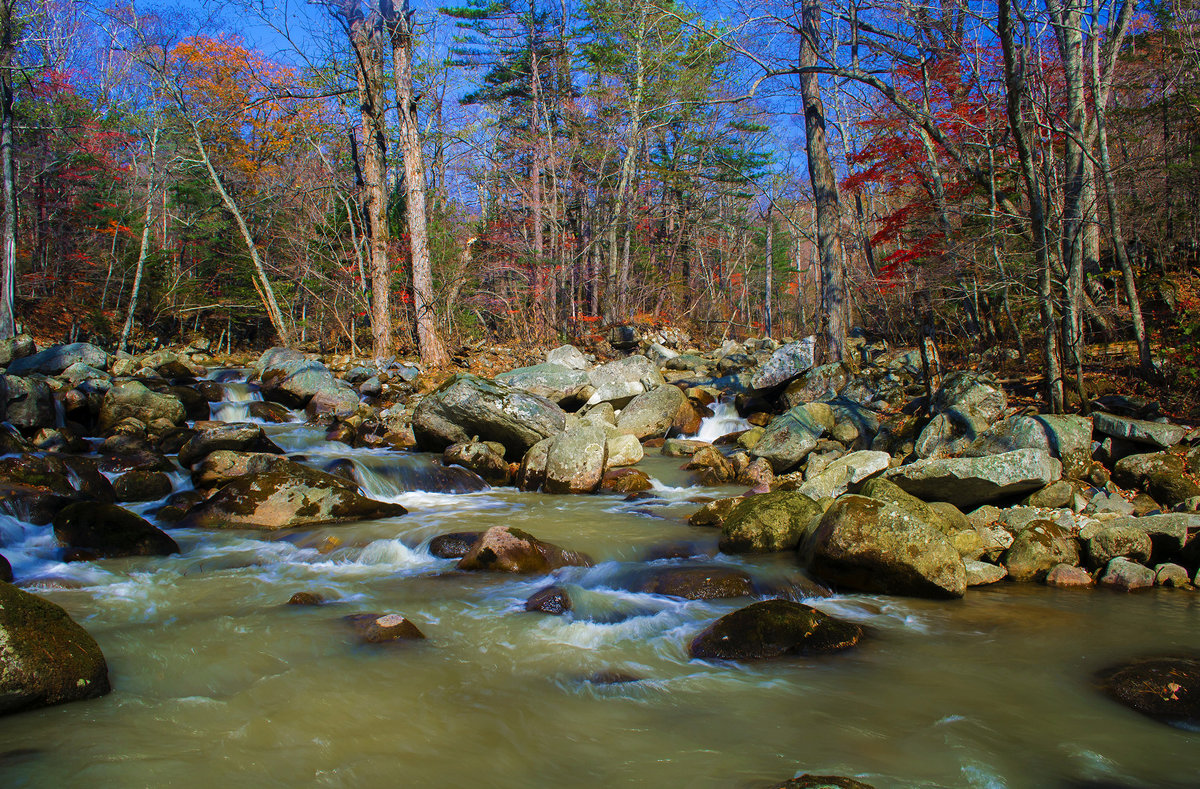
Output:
(209, 382), (265, 422)
(344, 453), (490, 496)
(688, 400), (750, 442)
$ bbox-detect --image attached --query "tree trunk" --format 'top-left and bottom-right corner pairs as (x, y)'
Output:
(0, 1), (16, 340)
(120, 128), (159, 353)
(764, 204), (773, 338)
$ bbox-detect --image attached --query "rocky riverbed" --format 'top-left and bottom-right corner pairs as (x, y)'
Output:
(1, 331), (1199, 786)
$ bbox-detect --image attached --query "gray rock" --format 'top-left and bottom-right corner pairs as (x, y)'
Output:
(719, 491), (822, 553)
(496, 363), (592, 406)
(750, 337), (817, 390)
(965, 560), (1007, 586)
(1099, 557), (1156, 591)
(883, 449), (1062, 509)
(1094, 411), (1186, 449)
(585, 356), (665, 407)
(1081, 513), (1196, 558)
(805, 494), (967, 598)
(305, 386), (361, 419)
(99, 381), (186, 431)
(177, 423), (285, 468)
(914, 371), (1008, 458)
(1, 375), (55, 430)
(749, 405), (826, 472)
(413, 373), (567, 459)
(615, 385), (685, 440)
(546, 345), (591, 370)
(261, 359), (338, 409)
(967, 414), (1093, 478)
(1001, 520), (1080, 582)
(0, 334), (35, 367)
(605, 434), (643, 468)
(1113, 451), (1200, 507)
(1086, 525), (1152, 569)
(797, 450), (890, 501)
(544, 423), (607, 494)
(5, 342), (108, 376)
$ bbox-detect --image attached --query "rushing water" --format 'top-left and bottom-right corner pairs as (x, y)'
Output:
(2, 378), (1199, 788)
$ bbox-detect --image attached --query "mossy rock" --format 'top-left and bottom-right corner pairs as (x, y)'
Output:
(112, 470), (173, 503)
(633, 566), (754, 600)
(688, 599), (862, 660)
(0, 581), (111, 716)
(1097, 656), (1200, 728)
(52, 502), (179, 559)
(719, 491), (822, 553)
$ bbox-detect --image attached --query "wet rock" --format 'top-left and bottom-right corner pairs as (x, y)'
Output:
(413, 373), (567, 459)
(0, 554), (11, 583)
(1097, 656), (1200, 728)
(604, 433), (643, 468)
(688, 496), (744, 528)
(52, 502), (179, 559)
(429, 532), (482, 559)
(247, 401), (293, 423)
(192, 450), (291, 489)
(615, 385), (686, 440)
(177, 422), (285, 468)
(751, 338), (817, 390)
(1155, 563), (1191, 588)
(767, 775), (876, 789)
(165, 385), (210, 421)
(585, 355), (665, 408)
(1045, 563), (1095, 588)
(749, 405), (825, 473)
(964, 559), (1007, 586)
(684, 445), (735, 485)
(1, 376), (55, 431)
(525, 586), (571, 614)
(967, 414), (1093, 478)
(443, 440), (512, 486)
(586, 670), (640, 685)
(661, 438), (709, 457)
(599, 467), (653, 494)
(345, 613), (426, 644)
(1112, 451), (1200, 508)
(883, 449), (1062, 509)
(1099, 557), (1155, 591)
(0, 581), (111, 716)
(634, 566), (754, 599)
(1093, 412), (1186, 450)
(1086, 526), (1152, 569)
(287, 592), (324, 606)
(495, 363), (592, 407)
(456, 526), (592, 573)
(516, 437), (553, 491)
(544, 423), (607, 494)
(671, 398), (704, 436)
(98, 381), (186, 432)
(688, 599), (861, 660)
(112, 470), (173, 502)
(177, 461), (407, 531)
(5, 342), (108, 376)
(546, 344), (590, 370)
(806, 494), (967, 598)
(719, 491), (822, 553)
(305, 386), (361, 419)
(1001, 520), (1080, 582)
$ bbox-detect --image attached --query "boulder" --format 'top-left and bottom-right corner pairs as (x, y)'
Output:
(1001, 520), (1079, 582)
(5, 342), (108, 376)
(1086, 525), (1153, 569)
(781, 363), (850, 408)
(634, 566), (754, 599)
(98, 381), (186, 432)
(428, 532), (483, 559)
(516, 437), (553, 491)
(1089, 514), (1195, 561)
(456, 526), (591, 573)
(585, 356), (665, 407)
(1097, 656), (1200, 728)
(685, 445), (735, 485)
(615, 385), (686, 440)
(525, 586), (571, 614)
(688, 599), (861, 660)
(1093, 412), (1186, 450)
(344, 613), (426, 643)
(1045, 563), (1095, 588)
(177, 461), (407, 530)
(496, 363), (592, 407)
(258, 354), (339, 409)
(1155, 563), (1191, 588)
(966, 414), (1094, 478)
(443, 440), (512, 486)
(805, 494), (967, 598)
(0, 582), (111, 715)
(305, 386), (361, 419)
(599, 467), (653, 494)
(544, 423), (607, 494)
(52, 502), (179, 559)
(914, 371), (1008, 458)
(797, 450), (890, 501)
(688, 496), (744, 528)
(0, 334), (35, 367)
(545, 344), (590, 370)
(858, 478), (980, 559)
(719, 491), (822, 553)
(751, 338), (817, 390)
(413, 374), (567, 459)
(177, 422), (285, 468)
(661, 438), (709, 457)
(604, 433), (644, 468)
(1099, 557), (1156, 591)
(883, 449), (1062, 509)
(112, 470), (173, 502)
(1113, 451), (1200, 508)
(749, 405), (826, 473)
(191, 450), (291, 488)
(1, 376), (55, 431)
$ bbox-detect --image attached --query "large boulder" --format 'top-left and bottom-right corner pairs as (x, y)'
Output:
(456, 526), (591, 573)
(858, 478), (981, 559)
(52, 502), (179, 559)
(305, 386), (361, 419)
(585, 356), (665, 407)
(413, 374), (567, 459)
(632, 566), (754, 599)
(914, 371), (1008, 459)
(781, 362), (851, 408)
(719, 491), (822, 553)
(496, 363), (592, 407)
(5, 342), (108, 376)
(883, 449), (1061, 509)
(749, 405), (826, 472)
(191, 450), (293, 488)
(1, 375), (55, 431)
(797, 450), (891, 501)
(1112, 451), (1200, 508)
(443, 440), (511, 486)
(751, 338), (817, 390)
(0, 334), (35, 367)
(805, 494), (967, 598)
(1093, 412), (1186, 450)
(1001, 520), (1080, 582)
(0, 582), (111, 716)
(966, 414), (1093, 478)
(177, 422), (285, 468)
(688, 599), (862, 660)
(254, 349), (339, 409)
(545, 344), (590, 370)
(177, 460), (407, 530)
(1097, 656), (1200, 728)
(615, 385), (686, 440)
(98, 381), (186, 432)
(544, 423), (607, 494)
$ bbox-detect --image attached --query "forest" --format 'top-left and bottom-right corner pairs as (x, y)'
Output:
(0, 0), (1197, 414)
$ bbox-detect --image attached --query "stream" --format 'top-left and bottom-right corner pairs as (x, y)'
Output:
(1, 372), (1199, 787)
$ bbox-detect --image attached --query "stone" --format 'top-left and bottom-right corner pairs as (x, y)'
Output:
(797, 450), (890, 501)
(99, 381), (186, 432)
(305, 386), (361, 419)
(544, 423), (607, 494)
(599, 467), (653, 494)
(735, 456), (775, 492)
(52, 502), (179, 559)
(443, 441), (512, 486)
(428, 532), (482, 559)
(0, 582), (111, 715)
(1001, 520), (1080, 582)
(247, 401), (293, 423)
(516, 437), (553, 491)
(259, 355), (339, 409)
(585, 355), (665, 407)
(1113, 452), (1200, 508)
(661, 438), (709, 457)
(112, 470), (173, 502)
(883, 449), (1062, 509)
(634, 566), (754, 599)
(913, 371), (1008, 458)
(1093, 411), (1186, 449)
(1097, 656), (1200, 728)
(0, 334), (35, 367)
(1086, 525), (1153, 569)
(749, 405), (826, 473)
(287, 592), (324, 606)
(1155, 563), (1191, 588)
(1045, 563), (1095, 587)
(545, 344), (590, 370)
(805, 494), (967, 598)
(1023, 480), (1080, 510)
(684, 445), (735, 485)
(413, 374), (567, 459)
(766, 775), (875, 789)
(1092, 514), (1195, 560)
(177, 461), (407, 530)
(964, 560), (1007, 586)
(781, 363), (851, 407)
(5, 342), (108, 376)
(344, 613), (425, 643)
(615, 385), (686, 440)
(456, 526), (591, 573)
(525, 586), (571, 614)
(688, 496), (744, 528)
(750, 338), (817, 390)
(1, 376), (55, 430)
(1099, 557), (1156, 591)
(688, 599), (862, 660)
(719, 491), (822, 553)
(496, 363), (592, 407)
(967, 414), (1093, 478)
(191, 450), (291, 489)
(858, 478), (980, 559)
(604, 434), (643, 468)
(177, 422), (285, 468)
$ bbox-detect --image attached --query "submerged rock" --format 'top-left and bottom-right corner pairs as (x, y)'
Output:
(286, 592), (324, 606)
(456, 526), (592, 573)
(688, 599), (862, 660)
(429, 531), (483, 559)
(0, 581), (111, 716)
(633, 566), (754, 600)
(52, 502), (179, 559)
(344, 613), (426, 644)
(767, 776), (876, 789)
(525, 585), (572, 614)
(1097, 656), (1200, 728)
